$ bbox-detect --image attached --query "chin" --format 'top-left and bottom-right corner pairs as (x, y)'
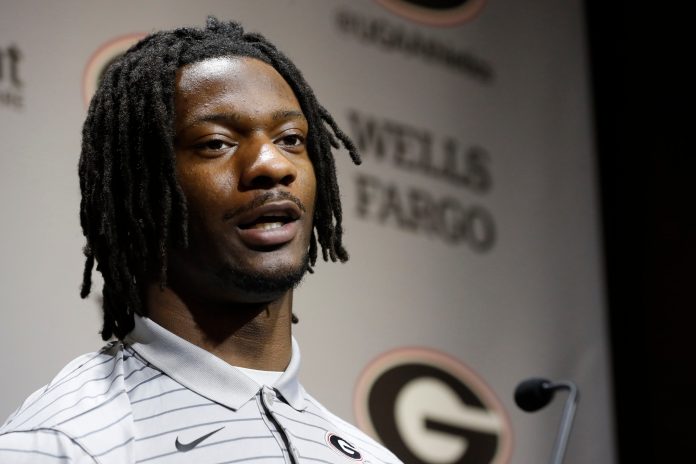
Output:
(214, 253), (310, 300)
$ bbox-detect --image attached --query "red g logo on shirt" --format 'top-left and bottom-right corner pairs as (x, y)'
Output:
(326, 432), (363, 461)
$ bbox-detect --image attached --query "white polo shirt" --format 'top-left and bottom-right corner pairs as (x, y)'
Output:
(0, 316), (402, 464)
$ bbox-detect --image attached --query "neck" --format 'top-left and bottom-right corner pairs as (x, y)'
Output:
(145, 284), (293, 372)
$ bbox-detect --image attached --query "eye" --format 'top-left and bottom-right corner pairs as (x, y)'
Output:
(193, 137), (235, 157)
(276, 133), (305, 150)
(203, 139), (226, 150)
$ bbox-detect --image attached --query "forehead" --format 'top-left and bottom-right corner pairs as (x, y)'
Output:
(174, 56), (302, 122)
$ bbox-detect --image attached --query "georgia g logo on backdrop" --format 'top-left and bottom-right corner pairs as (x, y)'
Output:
(354, 347), (512, 464)
(82, 33), (145, 108)
(376, 0), (488, 26)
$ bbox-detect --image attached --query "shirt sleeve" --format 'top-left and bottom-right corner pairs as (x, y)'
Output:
(0, 429), (96, 464)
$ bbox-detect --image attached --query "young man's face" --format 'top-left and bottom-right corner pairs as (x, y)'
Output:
(170, 56), (316, 303)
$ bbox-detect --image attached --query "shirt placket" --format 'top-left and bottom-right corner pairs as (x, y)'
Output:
(259, 386), (300, 464)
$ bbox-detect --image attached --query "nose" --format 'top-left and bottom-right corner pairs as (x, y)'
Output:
(238, 137), (297, 190)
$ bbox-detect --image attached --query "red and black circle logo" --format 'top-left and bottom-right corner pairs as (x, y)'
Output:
(355, 347), (512, 464)
(376, 0), (488, 26)
(326, 432), (363, 461)
(82, 33), (145, 108)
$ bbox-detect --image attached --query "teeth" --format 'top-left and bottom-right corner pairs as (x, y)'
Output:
(251, 222), (284, 230)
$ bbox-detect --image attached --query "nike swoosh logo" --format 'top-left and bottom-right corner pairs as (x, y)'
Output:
(175, 426), (225, 452)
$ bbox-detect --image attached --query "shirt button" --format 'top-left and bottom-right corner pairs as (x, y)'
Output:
(263, 388), (275, 405)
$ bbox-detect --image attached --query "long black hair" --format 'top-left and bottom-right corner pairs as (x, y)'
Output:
(79, 17), (360, 340)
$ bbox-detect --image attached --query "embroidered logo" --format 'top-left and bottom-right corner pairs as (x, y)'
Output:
(175, 426), (225, 452)
(326, 432), (362, 460)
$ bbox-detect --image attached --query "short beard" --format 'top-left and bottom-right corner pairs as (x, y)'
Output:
(213, 252), (311, 298)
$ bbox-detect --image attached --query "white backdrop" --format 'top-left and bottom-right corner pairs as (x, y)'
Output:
(0, 1), (614, 463)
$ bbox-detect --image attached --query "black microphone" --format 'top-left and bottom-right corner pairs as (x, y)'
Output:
(514, 378), (579, 464)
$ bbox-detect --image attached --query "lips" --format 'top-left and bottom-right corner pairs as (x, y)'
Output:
(233, 201), (303, 248)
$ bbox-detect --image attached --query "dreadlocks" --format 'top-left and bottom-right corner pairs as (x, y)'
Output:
(79, 17), (360, 341)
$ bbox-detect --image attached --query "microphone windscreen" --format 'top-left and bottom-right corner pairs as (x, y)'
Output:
(514, 377), (554, 412)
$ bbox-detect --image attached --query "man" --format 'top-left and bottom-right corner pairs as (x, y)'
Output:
(0, 18), (401, 463)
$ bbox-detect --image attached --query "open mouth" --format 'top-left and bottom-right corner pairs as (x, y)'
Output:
(234, 201), (303, 248)
(239, 215), (295, 231)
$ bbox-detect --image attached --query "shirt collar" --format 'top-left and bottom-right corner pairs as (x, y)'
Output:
(124, 315), (307, 411)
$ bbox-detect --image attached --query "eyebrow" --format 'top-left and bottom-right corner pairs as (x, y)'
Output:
(271, 110), (305, 121)
(181, 110), (306, 131)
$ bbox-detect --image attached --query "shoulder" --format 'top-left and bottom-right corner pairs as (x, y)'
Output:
(2, 342), (124, 433)
(303, 392), (403, 464)
(0, 342), (137, 463)
(0, 428), (96, 463)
